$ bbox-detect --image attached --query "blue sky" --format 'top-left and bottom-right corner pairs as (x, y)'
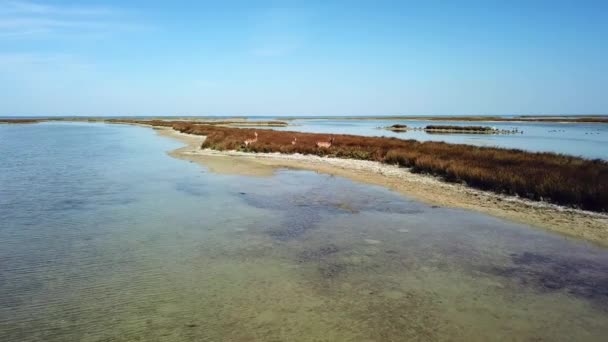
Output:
(1, 0), (607, 116)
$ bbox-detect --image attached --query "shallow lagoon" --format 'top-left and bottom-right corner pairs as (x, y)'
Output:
(272, 118), (608, 160)
(1, 122), (607, 341)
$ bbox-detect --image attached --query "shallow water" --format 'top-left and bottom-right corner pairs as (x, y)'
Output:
(1, 122), (607, 341)
(270, 118), (608, 160)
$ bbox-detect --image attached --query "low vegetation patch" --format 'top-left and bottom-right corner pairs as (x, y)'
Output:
(425, 125), (495, 132)
(383, 124), (408, 132)
(113, 119), (608, 212)
(182, 120), (288, 127)
(0, 119), (42, 124)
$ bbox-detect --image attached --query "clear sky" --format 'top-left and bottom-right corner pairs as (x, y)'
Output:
(1, 0), (607, 116)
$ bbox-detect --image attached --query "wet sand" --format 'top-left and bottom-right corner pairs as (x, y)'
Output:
(154, 126), (608, 247)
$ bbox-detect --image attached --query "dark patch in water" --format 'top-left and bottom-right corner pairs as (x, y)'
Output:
(293, 244), (347, 279)
(175, 181), (207, 197)
(354, 198), (425, 215)
(239, 174), (431, 242)
(267, 210), (320, 240)
(318, 261), (347, 279)
(243, 193), (331, 240)
(485, 252), (608, 305)
(53, 198), (87, 210)
(297, 244), (340, 262)
(243, 186), (425, 241)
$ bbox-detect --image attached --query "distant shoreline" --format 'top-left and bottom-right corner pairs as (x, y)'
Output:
(0, 118), (288, 127)
(282, 115), (608, 123)
(1, 114), (608, 124)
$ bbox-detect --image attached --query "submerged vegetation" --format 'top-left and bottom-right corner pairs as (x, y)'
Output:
(112, 120), (608, 212)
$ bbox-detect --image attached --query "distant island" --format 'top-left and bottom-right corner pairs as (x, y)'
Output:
(382, 124), (523, 134)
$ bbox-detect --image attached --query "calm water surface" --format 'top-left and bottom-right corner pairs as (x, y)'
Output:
(1, 122), (608, 341)
(270, 119), (608, 160)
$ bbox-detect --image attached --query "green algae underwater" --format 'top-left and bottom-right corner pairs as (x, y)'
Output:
(1, 122), (607, 341)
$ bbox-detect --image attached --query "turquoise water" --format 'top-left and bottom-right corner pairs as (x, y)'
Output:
(1, 122), (608, 341)
(271, 119), (608, 159)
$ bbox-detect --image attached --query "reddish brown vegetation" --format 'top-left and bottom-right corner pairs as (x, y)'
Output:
(113, 120), (608, 212)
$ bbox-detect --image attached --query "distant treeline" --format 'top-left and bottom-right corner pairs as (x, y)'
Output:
(0, 119), (42, 124)
(112, 119), (608, 212)
(0, 118), (288, 127)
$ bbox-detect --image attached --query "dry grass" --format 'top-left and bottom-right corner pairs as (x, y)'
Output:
(113, 120), (608, 212)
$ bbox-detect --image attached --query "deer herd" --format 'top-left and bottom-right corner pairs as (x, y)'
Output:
(242, 132), (334, 149)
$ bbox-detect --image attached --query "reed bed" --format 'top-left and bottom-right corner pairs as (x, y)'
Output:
(113, 120), (608, 212)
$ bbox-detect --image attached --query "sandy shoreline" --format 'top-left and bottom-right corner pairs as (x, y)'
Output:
(151, 126), (608, 247)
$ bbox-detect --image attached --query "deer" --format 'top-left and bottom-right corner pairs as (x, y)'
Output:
(316, 137), (334, 148)
(291, 137), (297, 145)
(243, 132), (258, 147)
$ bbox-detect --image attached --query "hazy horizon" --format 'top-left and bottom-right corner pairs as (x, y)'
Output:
(2, 1), (607, 116)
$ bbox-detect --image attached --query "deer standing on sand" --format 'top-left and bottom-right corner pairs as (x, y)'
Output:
(243, 132), (258, 147)
(316, 137), (334, 148)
